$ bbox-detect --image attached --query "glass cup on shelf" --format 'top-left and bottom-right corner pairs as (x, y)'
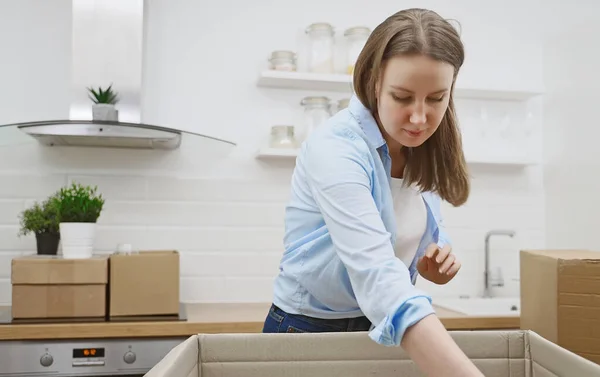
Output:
(299, 96), (331, 142)
(337, 98), (350, 112)
(305, 23), (335, 74)
(269, 125), (297, 149)
(268, 50), (297, 71)
(343, 26), (371, 75)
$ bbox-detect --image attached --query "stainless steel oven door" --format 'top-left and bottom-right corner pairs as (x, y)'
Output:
(0, 337), (186, 377)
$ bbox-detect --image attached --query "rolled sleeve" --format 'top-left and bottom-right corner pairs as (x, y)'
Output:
(303, 127), (435, 346)
(368, 296), (435, 345)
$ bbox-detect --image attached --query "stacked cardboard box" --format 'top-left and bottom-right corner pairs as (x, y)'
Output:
(11, 250), (180, 320)
(520, 249), (600, 365)
(108, 250), (180, 318)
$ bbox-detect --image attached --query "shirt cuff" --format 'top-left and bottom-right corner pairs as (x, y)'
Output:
(368, 295), (436, 346)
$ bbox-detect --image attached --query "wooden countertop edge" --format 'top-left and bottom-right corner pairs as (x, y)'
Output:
(0, 317), (520, 341)
(441, 316), (520, 330)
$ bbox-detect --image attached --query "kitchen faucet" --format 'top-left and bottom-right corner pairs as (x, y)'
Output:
(483, 229), (516, 298)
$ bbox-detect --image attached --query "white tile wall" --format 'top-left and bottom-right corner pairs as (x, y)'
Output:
(542, 2), (600, 250)
(0, 0), (548, 305)
(0, 166), (546, 304)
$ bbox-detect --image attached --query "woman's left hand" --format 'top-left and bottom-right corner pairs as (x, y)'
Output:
(416, 244), (461, 285)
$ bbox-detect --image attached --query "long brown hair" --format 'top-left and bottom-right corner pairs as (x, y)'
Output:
(353, 8), (470, 207)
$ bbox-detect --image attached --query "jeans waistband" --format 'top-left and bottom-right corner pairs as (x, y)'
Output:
(271, 304), (370, 328)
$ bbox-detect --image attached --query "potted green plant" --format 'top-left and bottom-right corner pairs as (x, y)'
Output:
(18, 197), (61, 255)
(52, 182), (105, 259)
(87, 84), (119, 121)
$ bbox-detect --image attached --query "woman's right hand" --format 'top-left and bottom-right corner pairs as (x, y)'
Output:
(417, 243), (461, 285)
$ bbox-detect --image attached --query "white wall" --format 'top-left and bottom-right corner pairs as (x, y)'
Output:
(0, 0), (72, 124)
(0, 0), (546, 305)
(0, 0), (73, 304)
(70, 0), (143, 122)
(542, 1), (600, 249)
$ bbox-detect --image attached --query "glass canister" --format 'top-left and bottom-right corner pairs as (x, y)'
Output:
(269, 125), (297, 149)
(337, 98), (350, 111)
(268, 50), (296, 71)
(299, 96), (331, 141)
(344, 26), (371, 75)
(305, 23), (335, 74)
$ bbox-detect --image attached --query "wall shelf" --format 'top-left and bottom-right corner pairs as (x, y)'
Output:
(465, 157), (540, 167)
(256, 69), (541, 167)
(257, 70), (354, 92)
(257, 70), (543, 101)
(256, 147), (539, 166)
(256, 147), (299, 160)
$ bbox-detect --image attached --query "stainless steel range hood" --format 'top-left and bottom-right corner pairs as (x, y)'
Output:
(8, 120), (235, 150)
(1, 2), (238, 152)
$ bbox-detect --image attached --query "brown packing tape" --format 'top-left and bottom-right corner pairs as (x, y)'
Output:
(558, 292), (600, 307)
(559, 276), (600, 295)
(558, 259), (600, 277)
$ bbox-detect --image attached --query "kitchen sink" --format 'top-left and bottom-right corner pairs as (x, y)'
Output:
(433, 297), (520, 316)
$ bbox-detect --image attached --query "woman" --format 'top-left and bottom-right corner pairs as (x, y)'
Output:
(263, 8), (483, 377)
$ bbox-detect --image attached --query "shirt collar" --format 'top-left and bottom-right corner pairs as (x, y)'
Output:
(348, 95), (386, 149)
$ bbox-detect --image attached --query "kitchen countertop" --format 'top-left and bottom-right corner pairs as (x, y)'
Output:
(0, 303), (519, 341)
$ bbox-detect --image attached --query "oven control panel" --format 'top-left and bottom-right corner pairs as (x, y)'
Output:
(0, 337), (186, 376)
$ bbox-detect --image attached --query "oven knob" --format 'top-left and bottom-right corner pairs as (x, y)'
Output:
(40, 353), (53, 367)
(123, 351), (136, 364)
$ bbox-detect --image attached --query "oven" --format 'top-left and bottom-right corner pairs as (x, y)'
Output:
(0, 337), (186, 376)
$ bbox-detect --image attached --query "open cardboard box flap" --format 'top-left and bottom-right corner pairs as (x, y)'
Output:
(144, 330), (600, 377)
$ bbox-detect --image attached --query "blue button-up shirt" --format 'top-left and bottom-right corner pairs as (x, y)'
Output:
(272, 95), (451, 346)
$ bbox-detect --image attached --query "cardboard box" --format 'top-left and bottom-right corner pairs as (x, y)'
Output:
(520, 249), (600, 365)
(11, 255), (108, 319)
(108, 250), (179, 317)
(145, 330), (600, 377)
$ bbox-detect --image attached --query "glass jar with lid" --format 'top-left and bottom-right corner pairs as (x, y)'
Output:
(337, 98), (350, 111)
(299, 96), (331, 142)
(344, 26), (371, 75)
(268, 50), (296, 71)
(305, 23), (335, 74)
(269, 125), (297, 149)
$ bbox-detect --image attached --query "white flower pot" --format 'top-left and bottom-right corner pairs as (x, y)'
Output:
(59, 222), (96, 259)
(92, 103), (118, 121)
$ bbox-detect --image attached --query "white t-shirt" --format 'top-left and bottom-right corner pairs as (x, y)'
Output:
(390, 177), (427, 268)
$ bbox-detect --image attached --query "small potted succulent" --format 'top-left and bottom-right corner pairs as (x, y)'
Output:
(52, 182), (105, 259)
(88, 84), (119, 121)
(18, 197), (61, 255)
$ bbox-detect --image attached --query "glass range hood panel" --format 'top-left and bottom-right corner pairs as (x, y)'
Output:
(0, 120), (236, 150)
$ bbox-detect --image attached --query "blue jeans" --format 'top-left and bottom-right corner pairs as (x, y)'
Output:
(262, 304), (372, 333)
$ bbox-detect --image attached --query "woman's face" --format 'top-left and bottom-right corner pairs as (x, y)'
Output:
(376, 54), (454, 148)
